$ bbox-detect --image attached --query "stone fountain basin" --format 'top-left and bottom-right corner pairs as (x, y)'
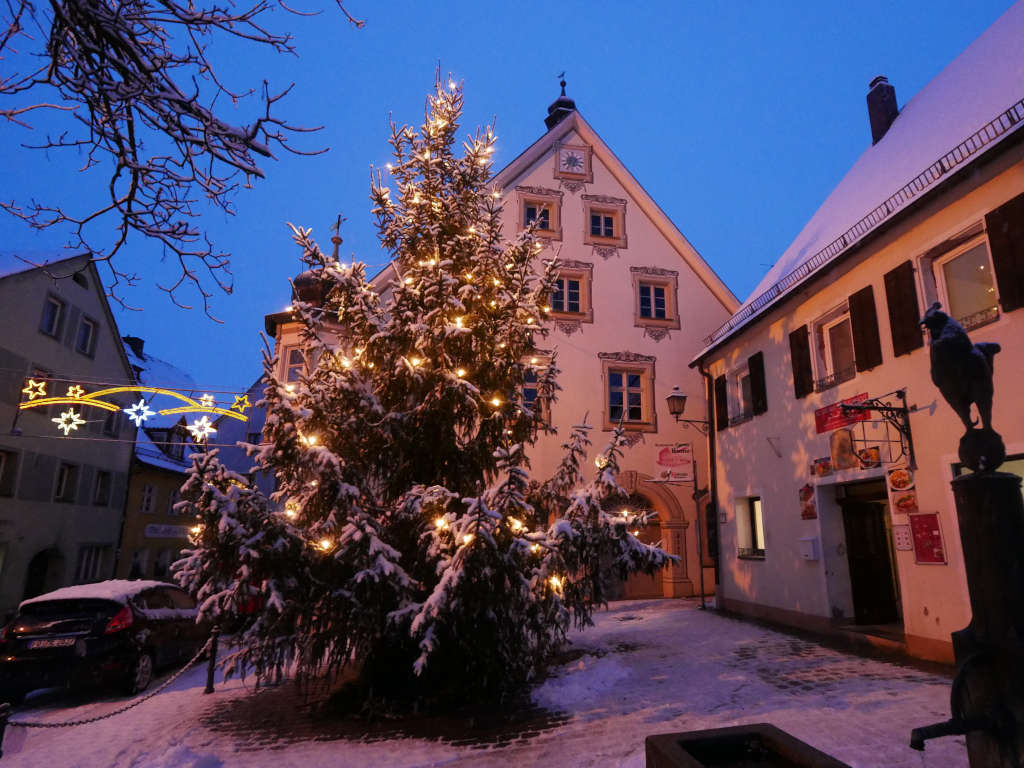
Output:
(645, 724), (850, 768)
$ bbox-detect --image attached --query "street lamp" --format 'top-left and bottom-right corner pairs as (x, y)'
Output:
(665, 385), (712, 609)
(666, 386), (709, 436)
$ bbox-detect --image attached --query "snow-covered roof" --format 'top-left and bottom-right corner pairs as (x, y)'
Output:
(0, 251), (89, 280)
(134, 425), (195, 473)
(20, 580), (173, 608)
(699, 2), (1024, 355)
(124, 342), (199, 430)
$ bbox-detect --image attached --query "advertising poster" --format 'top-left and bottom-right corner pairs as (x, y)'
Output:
(886, 464), (919, 515)
(909, 512), (947, 565)
(655, 443), (694, 483)
(799, 484), (816, 520)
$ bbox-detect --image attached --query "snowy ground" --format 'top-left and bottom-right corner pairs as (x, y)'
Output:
(2, 599), (965, 767)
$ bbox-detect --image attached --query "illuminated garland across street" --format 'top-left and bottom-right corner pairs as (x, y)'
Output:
(18, 378), (250, 437)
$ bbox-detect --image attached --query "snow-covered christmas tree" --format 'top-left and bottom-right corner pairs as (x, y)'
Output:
(175, 75), (673, 707)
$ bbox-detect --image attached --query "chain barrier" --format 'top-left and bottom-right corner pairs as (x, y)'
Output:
(0, 627), (221, 757)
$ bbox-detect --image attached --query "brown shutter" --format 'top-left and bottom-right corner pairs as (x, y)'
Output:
(788, 326), (813, 399)
(883, 261), (924, 357)
(985, 192), (1024, 312)
(714, 375), (728, 431)
(848, 285), (883, 371)
(748, 351), (767, 415)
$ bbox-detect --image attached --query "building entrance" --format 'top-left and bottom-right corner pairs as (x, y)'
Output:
(838, 481), (900, 626)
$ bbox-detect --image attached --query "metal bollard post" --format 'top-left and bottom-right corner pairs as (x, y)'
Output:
(204, 624), (220, 695)
(0, 702), (10, 759)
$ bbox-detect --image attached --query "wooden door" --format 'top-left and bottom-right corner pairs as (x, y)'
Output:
(841, 499), (898, 624)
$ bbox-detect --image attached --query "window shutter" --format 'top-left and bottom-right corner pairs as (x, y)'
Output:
(714, 375), (728, 431)
(848, 285), (883, 371)
(748, 351), (767, 415)
(883, 261), (924, 357)
(985, 192), (1024, 312)
(788, 326), (813, 399)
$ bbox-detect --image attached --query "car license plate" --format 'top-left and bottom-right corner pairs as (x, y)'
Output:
(27, 637), (75, 649)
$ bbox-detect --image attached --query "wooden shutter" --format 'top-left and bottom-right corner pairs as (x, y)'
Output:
(788, 326), (813, 399)
(714, 375), (728, 431)
(985, 192), (1024, 312)
(883, 261), (924, 357)
(848, 285), (883, 371)
(748, 351), (767, 415)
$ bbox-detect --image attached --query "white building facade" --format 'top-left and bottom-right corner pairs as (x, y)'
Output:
(694, 4), (1024, 662)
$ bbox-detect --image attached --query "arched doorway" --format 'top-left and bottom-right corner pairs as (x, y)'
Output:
(23, 548), (65, 600)
(602, 489), (674, 600)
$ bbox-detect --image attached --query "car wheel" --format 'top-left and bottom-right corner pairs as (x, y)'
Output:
(125, 651), (154, 695)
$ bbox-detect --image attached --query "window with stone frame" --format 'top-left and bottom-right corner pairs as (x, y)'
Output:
(140, 483), (157, 514)
(583, 195), (627, 249)
(75, 545), (110, 583)
(547, 261), (594, 323)
(75, 315), (98, 356)
(520, 353), (552, 424)
(599, 352), (657, 432)
(93, 470), (111, 506)
(631, 267), (680, 331)
(516, 186), (562, 241)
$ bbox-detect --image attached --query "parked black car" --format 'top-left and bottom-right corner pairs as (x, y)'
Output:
(0, 580), (208, 704)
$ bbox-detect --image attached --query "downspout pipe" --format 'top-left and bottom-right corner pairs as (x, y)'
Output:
(697, 360), (721, 598)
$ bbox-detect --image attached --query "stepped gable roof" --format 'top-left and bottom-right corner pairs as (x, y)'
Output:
(696, 2), (1024, 360)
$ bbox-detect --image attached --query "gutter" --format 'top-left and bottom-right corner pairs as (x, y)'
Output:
(697, 359), (721, 593)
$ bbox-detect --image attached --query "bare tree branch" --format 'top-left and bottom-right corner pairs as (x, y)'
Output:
(0, 0), (364, 315)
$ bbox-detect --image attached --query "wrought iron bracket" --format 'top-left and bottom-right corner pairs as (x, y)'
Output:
(840, 389), (917, 470)
(672, 416), (710, 436)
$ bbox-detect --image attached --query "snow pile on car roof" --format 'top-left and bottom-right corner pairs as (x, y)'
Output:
(20, 580), (174, 608)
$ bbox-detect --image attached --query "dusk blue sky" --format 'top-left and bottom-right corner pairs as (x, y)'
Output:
(1, 0), (1016, 391)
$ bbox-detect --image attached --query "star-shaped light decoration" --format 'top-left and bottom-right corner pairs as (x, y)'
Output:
(187, 415), (217, 442)
(123, 399), (156, 428)
(198, 393), (216, 409)
(52, 409), (86, 435)
(21, 379), (46, 400)
(230, 394), (251, 413)
(66, 385), (85, 399)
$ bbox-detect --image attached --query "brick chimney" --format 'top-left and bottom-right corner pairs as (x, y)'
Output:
(867, 75), (899, 145)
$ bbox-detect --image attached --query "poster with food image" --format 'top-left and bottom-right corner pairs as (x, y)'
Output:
(810, 457), (832, 477)
(857, 446), (882, 468)
(885, 464), (917, 516)
(830, 428), (860, 470)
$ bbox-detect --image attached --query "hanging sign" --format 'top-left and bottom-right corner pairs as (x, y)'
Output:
(655, 443), (694, 483)
(886, 464), (919, 515)
(909, 511), (947, 564)
(814, 393), (870, 434)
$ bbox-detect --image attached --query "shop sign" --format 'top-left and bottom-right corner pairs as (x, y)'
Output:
(892, 524), (913, 551)
(655, 443), (693, 483)
(909, 512), (947, 565)
(144, 524), (192, 540)
(814, 393), (870, 434)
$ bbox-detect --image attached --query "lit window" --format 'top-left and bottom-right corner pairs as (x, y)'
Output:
(55, 463), (79, 503)
(93, 470), (111, 506)
(40, 296), (64, 338)
(76, 317), (97, 355)
(285, 347), (305, 382)
(608, 369), (644, 423)
(737, 496), (765, 558)
(639, 282), (666, 320)
(935, 241), (999, 330)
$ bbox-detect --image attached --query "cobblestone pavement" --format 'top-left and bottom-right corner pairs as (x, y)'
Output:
(4, 599), (966, 767)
